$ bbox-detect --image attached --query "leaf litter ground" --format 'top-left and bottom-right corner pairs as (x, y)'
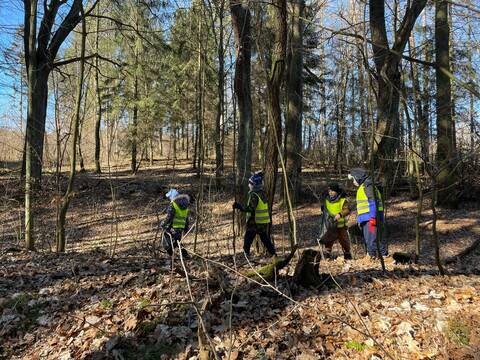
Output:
(0, 164), (479, 359)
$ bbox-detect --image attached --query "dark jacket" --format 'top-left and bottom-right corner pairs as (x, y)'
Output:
(161, 194), (190, 231)
(239, 187), (270, 231)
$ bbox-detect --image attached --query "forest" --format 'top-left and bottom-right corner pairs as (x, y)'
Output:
(0, 0), (479, 358)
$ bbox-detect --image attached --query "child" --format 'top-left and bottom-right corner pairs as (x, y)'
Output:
(161, 188), (191, 258)
(320, 182), (352, 260)
(348, 168), (387, 258)
(232, 172), (276, 258)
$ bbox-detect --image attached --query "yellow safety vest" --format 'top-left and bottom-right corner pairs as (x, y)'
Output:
(356, 184), (383, 215)
(247, 192), (271, 224)
(172, 201), (189, 229)
(325, 197), (347, 228)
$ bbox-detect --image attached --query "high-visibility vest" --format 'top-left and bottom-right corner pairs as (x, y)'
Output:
(247, 192), (271, 224)
(356, 184), (383, 216)
(325, 197), (347, 228)
(172, 201), (189, 229)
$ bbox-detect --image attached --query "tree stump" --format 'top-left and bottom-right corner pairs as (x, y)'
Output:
(293, 249), (324, 287)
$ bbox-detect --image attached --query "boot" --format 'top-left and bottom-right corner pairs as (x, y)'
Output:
(181, 248), (190, 259)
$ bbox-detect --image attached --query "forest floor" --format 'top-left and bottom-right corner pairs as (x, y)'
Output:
(0, 162), (479, 360)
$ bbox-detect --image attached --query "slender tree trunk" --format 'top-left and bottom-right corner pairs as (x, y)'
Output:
(264, 0), (287, 210)
(421, 11), (433, 160)
(284, 0), (304, 206)
(131, 98), (138, 173)
(435, 0), (456, 207)
(467, 16), (475, 161)
(94, 5), (102, 173)
(215, 0), (225, 187)
(409, 34), (429, 165)
(159, 128), (163, 156)
(24, 0), (39, 250)
(56, 5), (86, 252)
(230, 0), (253, 202)
(78, 79), (88, 173)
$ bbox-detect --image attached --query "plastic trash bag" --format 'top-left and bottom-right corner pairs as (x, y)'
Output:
(318, 206), (337, 243)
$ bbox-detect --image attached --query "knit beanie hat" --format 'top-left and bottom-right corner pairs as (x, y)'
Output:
(248, 171), (264, 186)
(165, 188), (179, 200)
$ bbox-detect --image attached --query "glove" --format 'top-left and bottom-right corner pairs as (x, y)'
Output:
(369, 218), (377, 233)
(232, 202), (242, 210)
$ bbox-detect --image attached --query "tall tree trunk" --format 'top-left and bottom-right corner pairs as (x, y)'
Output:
(215, 0), (225, 187)
(56, 5), (86, 252)
(408, 33), (429, 165)
(264, 0), (287, 210)
(334, 69), (349, 173)
(421, 11), (433, 159)
(369, 0), (427, 183)
(435, 0), (456, 207)
(131, 96), (138, 173)
(230, 0), (253, 202)
(24, 0), (39, 250)
(467, 16), (475, 161)
(94, 5), (102, 173)
(23, 0), (84, 185)
(284, 0), (304, 206)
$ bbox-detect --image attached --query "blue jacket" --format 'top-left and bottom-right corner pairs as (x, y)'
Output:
(350, 168), (384, 224)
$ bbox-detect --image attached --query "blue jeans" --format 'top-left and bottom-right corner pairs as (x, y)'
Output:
(361, 221), (388, 257)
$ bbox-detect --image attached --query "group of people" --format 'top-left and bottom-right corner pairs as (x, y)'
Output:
(159, 168), (388, 261)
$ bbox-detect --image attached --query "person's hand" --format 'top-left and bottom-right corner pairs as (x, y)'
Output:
(334, 213), (341, 221)
(369, 217), (376, 233)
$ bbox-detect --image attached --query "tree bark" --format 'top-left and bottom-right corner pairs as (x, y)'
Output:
(56, 4), (86, 252)
(23, 0), (85, 184)
(264, 0), (287, 210)
(284, 0), (304, 206)
(369, 0), (427, 181)
(215, 0), (225, 187)
(435, 0), (456, 207)
(94, 5), (102, 173)
(24, 0), (39, 250)
(230, 0), (254, 202)
(24, 0), (88, 248)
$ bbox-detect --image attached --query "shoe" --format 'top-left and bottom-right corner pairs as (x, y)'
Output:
(180, 249), (190, 259)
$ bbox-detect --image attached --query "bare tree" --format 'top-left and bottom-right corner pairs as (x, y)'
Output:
(284, 0), (304, 205)
(435, 0), (456, 207)
(56, 4), (87, 252)
(263, 0), (287, 209)
(230, 0), (254, 202)
(369, 0), (427, 182)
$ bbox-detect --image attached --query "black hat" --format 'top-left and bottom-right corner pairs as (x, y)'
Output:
(328, 182), (342, 194)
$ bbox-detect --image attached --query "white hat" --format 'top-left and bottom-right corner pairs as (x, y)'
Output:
(165, 188), (179, 200)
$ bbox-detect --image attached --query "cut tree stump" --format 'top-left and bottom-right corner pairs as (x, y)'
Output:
(292, 249), (324, 287)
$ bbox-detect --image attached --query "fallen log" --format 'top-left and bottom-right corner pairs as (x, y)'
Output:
(444, 239), (480, 264)
(244, 245), (298, 282)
